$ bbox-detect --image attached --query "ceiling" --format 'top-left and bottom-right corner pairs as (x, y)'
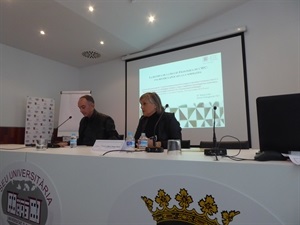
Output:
(0, 0), (249, 68)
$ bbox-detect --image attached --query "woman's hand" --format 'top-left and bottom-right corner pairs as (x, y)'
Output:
(57, 142), (68, 147)
(147, 139), (161, 148)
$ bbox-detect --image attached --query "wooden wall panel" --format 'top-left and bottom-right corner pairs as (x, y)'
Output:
(0, 127), (25, 144)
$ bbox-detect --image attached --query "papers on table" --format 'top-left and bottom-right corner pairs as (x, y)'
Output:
(92, 140), (126, 152)
(282, 152), (300, 165)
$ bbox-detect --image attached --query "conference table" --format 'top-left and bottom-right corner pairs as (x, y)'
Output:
(0, 144), (299, 225)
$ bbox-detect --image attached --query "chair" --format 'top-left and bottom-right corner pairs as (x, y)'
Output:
(199, 141), (249, 149)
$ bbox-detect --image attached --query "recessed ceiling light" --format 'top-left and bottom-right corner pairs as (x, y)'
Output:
(40, 30), (45, 35)
(88, 6), (94, 12)
(148, 15), (155, 23)
(100, 41), (104, 45)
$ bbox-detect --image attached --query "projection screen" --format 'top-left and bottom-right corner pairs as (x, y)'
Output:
(125, 33), (250, 147)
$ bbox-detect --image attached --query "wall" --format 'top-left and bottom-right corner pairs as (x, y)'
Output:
(152, 0), (300, 147)
(79, 0), (299, 148)
(79, 59), (126, 136)
(0, 0), (299, 147)
(0, 44), (80, 127)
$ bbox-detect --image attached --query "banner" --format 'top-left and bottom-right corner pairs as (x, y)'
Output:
(24, 97), (55, 146)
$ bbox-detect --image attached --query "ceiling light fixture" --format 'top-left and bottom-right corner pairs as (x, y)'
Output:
(100, 41), (104, 45)
(148, 15), (155, 23)
(88, 6), (94, 12)
(82, 50), (101, 59)
(40, 30), (45, 35)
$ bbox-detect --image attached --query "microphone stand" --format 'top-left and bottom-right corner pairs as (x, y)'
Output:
(204, 106), (227, 159)
(145, 104), (169, 153)
(48, 116), (72, 148)
(146, 135), (163, 153)
(212, 106), (218, 161)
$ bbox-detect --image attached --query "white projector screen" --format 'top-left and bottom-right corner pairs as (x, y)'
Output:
(126, 34), (250, 146)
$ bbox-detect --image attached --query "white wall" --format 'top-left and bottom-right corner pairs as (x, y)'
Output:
(79, 59), (126, 136)
(159, 0), (300, 148)
(79, 0), (300, 148)
(1, 0), (299, 148)
(0, 44), (80, 127)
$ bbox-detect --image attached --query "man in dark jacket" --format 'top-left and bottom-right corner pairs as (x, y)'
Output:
(77, 95), (119, 146)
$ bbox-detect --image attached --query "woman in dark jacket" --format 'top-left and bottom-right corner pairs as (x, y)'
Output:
(134, 92), (182, 149)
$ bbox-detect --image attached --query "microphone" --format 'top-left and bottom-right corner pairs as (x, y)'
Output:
(145, 104), (169, 153)
(48, 116), (72, 148)
(204, 106), (227, 158)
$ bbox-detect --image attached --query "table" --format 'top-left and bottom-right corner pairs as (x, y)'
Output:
(0, 145), (299, 225)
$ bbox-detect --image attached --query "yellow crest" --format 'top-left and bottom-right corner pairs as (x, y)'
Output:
(141, 188), (240, 225)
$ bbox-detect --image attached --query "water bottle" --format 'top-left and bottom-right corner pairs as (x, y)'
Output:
(70, 133), (77, 148)
(126, 132), (135, 150)
(138, 132), (148, 150)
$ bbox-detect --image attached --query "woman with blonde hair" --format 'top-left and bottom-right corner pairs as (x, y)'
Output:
(134, 92), (182, 149)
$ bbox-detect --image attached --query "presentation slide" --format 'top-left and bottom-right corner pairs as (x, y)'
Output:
(126, 34), (249, 146)
(139, 53), (225, 129)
